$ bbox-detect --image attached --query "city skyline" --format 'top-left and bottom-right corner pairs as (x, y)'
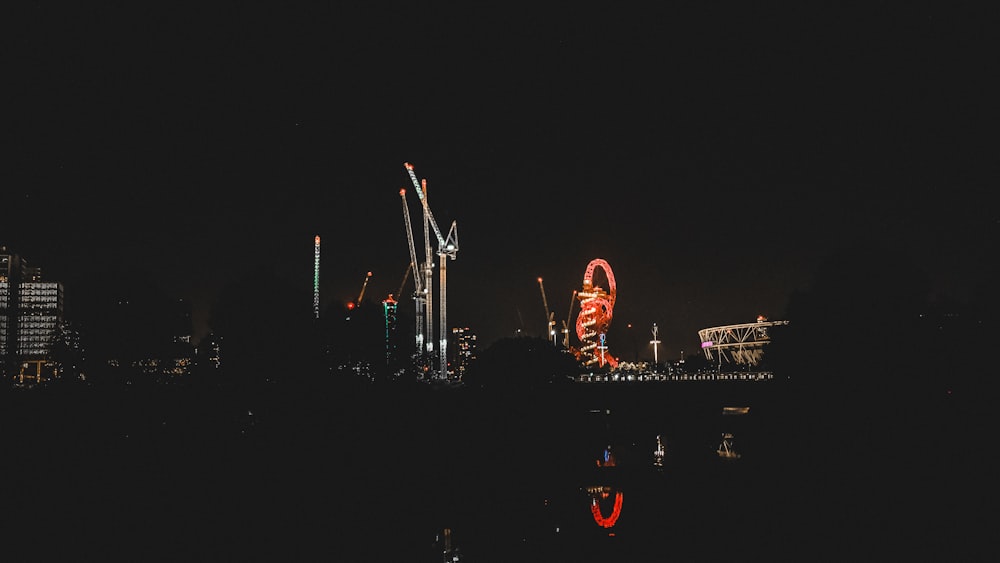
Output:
(8, 4), (993, 356)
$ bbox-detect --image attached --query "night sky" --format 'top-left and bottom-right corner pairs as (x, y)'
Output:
(8, 3), (994, 358)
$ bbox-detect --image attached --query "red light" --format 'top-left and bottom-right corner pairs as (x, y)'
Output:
(347, 302), (355, 310)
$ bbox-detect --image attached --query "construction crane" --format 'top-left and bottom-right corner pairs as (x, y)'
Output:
(420, 181), (434, 361)
(357, 271), (372, 305)
(399, 188), (427, 361)
(348, 270), (373, 309)
(404, 162), (459, 381)
(563, 290), (578, 348)
(345, 271), (372, 320)
(396, 262), (412, 302)
(537, 277), (556, 345)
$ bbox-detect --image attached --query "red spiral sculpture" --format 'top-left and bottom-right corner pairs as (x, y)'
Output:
(575, 258), (618, 368)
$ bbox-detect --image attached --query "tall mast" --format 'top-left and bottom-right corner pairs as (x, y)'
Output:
(650, 322), (661, 364)
(313, 235), (321, 319)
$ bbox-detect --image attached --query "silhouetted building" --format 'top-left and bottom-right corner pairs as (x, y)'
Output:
(109, 296), (193, 383)
(196, 332), (223, 370)
(0, 247), (65, 385)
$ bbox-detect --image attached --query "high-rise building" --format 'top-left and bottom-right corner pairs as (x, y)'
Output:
(382, 294), (398, 367)
(450, 326), (477, 381)
(0, 246), (64, 384)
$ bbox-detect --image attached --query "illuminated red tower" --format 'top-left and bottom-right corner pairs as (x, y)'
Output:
(574, 258), (618, 368)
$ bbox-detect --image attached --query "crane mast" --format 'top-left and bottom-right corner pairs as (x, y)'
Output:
(399, 189), (427, 361)
(421, 179), (434, 360)
(564, 290), (578, 348)
(404, 162), (459, 381)
(538, 277), (556, 345)
(396, 262), (412, 302)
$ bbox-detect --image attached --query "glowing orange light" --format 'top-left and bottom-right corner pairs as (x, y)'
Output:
(347, 302), (355, 310)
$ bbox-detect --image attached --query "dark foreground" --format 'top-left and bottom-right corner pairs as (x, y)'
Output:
(2, 378), (990, 561)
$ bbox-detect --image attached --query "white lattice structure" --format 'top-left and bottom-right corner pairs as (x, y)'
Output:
(698, 319), (789, 366)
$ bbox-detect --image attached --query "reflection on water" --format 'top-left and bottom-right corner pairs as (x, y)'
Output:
(587, 444), (623, 531)
(8, 381), (983, 560)
(717, 432), (741, 459)
(653, 434), (665, 468)
(422, 388), (773, 562)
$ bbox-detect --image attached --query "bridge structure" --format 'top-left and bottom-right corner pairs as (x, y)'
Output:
(697, 318), (789, 367)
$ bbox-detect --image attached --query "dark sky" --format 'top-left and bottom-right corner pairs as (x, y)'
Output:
(7, 3), (995, 359)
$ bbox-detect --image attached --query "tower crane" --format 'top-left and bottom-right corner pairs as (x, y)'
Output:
(421, 180), (434, 360)
(399, 188), (427, 361)
(563, 290), (577, 348)
(538, 277), (556, 345)
(404, 162), (459, 381)
(349, 271), (373, 310)
(396, 262), (412, 302)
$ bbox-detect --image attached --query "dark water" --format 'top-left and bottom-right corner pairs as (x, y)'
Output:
(3, 380), (988, 561)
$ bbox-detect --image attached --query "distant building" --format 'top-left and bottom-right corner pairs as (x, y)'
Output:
(450, 327), (477, 381)
(0, 246), (66, 385)
(196, 332), (223, 370)
(106, 295), (193, 383)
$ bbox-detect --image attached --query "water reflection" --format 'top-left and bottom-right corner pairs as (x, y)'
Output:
(421, 390), (772, 560)
(653, 434), (665, 468)
(717, 432), (741, 459)
(587, 445), (624, 532)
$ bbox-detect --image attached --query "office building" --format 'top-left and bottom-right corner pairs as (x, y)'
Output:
(0, 247), (65, 384)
